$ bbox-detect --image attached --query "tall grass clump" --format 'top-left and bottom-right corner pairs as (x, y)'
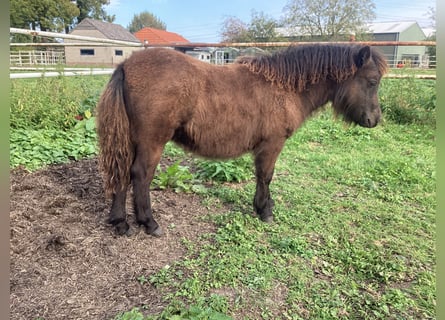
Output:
(10, 75), (110, 170)
(379, 73), (436, 126)
(10, 75), (108, 130)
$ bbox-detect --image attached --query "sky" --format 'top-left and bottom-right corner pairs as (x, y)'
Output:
(104, 0), (436, 42)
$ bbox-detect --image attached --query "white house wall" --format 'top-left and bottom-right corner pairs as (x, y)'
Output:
(65, 29), (141, 66)
(396, 23), (427, 66)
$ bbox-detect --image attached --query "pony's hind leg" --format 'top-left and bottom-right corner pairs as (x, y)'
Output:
(131, 145), (164, 236)
(253, 139), (285, 222)
(109, 188), (130, 235)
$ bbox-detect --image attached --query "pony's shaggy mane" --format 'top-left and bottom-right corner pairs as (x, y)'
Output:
(236, 44), (388, 92)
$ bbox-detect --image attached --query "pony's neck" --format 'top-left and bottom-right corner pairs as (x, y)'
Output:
(301, 81), (335, 115)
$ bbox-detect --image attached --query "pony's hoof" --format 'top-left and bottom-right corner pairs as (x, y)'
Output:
(114, 221), (130, 235)
(260, 215), (274, 223)
(124, 227), (136, 237)
(147, 226), (164, 237)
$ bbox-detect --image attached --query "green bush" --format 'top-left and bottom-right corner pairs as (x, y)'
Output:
(10, 75), (107, 130)
(379, 76), (436, 126)
(10, 76), (108, 170)
(152, 161), (207, 194)
(195, 156), (253, 183)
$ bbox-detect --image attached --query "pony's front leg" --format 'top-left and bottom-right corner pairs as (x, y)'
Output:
(253, 140), (285, 222)
(253, 170), (275, 223)
(131, 147), (164, 236)
(109, 189), (130, 235)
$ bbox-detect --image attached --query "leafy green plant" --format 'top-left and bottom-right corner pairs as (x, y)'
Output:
(10, 117), (98, 170)
(152, 162), (206, 194)
(164, 304), (232, 320)
(379, 76), (436, 125)
(195, 156), (253, 183)
(114, 307), (146, 320)
(137, 275), (149, 285)
(9, 76), (106, 171)
(10, 76), (107, 131)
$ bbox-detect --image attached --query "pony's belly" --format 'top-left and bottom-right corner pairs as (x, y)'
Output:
(172, 124), (255, 159)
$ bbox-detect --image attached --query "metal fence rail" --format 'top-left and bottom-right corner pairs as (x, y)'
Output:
(9, 27), (437, 78)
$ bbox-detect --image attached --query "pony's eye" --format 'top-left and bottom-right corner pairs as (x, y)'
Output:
(368, 79), (378, 87)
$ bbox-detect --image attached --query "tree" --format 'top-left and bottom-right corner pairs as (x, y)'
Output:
(75, 0), (115, 23)
(220, 16), (250, 42)
(283, 0), (376, 40)
(220, 11), (280, 43)
(10, 0), (114, 35)
(247, 10), (279, 42)
(10, 0), (79, 32)
(427, 6), (435, 29)
(425, 6), (436, 68)
(127, 11), (167, 33)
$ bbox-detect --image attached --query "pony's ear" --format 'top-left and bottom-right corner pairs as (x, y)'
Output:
(355, 46), (371, 68)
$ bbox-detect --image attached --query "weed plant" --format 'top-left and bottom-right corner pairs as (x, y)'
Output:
(379, 71), (436, 126)
(195, 156), (253, 183)
(10, 75), (108, 130)
(10, 75), (109, 169)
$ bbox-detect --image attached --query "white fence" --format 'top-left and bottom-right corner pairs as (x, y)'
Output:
(10, 68), (114, 79)
(10, 50), (65, 66)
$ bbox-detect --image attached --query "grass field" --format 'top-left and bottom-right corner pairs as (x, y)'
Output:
(128, 112), (435, 320)
(10, 72), (436, 319)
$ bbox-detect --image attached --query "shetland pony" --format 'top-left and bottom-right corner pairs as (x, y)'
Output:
(96, 44), (387, 236)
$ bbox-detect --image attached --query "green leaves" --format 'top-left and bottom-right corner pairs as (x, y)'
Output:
(195, 157), (253, 183)
(10, 76), (107, 171)
(127, 11), (167, 33)
(379, 76), (436, 125)
(152, 162), (206, 194)
(10, 119), (98, 171)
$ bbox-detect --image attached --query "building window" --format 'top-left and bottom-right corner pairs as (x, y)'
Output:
(115, 50), (123, 56)
(80, 49), (95, 56)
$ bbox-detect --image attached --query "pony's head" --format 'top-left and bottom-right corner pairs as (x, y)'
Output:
(237, 44), (388, 128)
(332, 46), (388, 128)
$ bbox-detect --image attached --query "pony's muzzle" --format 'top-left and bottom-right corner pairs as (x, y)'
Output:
(361, 108), (381, 128)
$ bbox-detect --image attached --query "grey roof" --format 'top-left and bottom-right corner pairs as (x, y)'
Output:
(367, 21), (420, 34)
(276, 21), (428, 37)
(73, 18), (140, 43)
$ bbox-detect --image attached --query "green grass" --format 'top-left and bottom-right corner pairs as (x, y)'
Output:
(379, 76), (436, 125)
(10, 75), (436, 319)
(134, 113), (435, 320)
(386, 67), (436, 76)
(9, 75), (109, 170)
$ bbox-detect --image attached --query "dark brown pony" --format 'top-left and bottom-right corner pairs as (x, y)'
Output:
(97, 44), (388, 236)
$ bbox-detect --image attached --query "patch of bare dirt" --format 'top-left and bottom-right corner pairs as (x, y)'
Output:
(10, 158), (222, 320)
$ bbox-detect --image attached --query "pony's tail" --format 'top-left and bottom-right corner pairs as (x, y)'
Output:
(96, 63), (133, 198)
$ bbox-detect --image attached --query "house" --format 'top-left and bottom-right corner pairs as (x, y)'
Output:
(133, 27), (189, 48)
(65, 18), (141, 66)
(184, 47), (262, 64)
(185, 47), (241, 64)
(368, 21), (428, 67)
(185, 49), (212, 63)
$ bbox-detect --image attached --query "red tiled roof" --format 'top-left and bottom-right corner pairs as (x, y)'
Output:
(133, 27), (189, 45)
